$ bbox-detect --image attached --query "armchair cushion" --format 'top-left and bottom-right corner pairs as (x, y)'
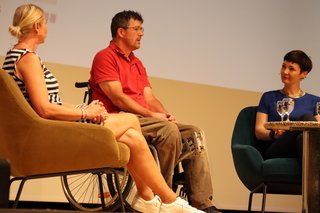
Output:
(262, 158), (301, 183)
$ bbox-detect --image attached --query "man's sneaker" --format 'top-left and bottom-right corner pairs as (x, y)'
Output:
(131, 194), (161, 213)
(160, 197), (205, 213)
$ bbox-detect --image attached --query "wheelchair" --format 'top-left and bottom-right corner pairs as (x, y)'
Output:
(60, 81), (205, 211)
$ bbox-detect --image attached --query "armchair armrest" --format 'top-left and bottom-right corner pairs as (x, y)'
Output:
(232, 144), (264, 190)
(3, 117), (130, 177)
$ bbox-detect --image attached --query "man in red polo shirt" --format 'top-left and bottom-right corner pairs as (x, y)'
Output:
(89, 10), (220, 213)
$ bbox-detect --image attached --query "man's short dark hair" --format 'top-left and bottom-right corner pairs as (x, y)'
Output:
(111, 10), (143, 38)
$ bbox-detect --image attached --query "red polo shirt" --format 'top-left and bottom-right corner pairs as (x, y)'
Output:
(89, 41), (151, 113)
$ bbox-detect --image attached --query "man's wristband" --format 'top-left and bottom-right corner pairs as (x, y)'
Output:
(269, 130), (275, 140)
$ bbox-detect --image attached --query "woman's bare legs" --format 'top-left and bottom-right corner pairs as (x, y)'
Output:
(103, 113), (177, 203)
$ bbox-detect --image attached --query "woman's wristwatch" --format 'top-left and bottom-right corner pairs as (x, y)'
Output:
(269, 130), (276, 140)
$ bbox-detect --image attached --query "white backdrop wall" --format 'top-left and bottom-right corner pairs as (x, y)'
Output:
(1, 0), (319, 94)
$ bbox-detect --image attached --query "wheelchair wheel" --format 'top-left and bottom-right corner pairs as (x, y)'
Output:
(107, 172), (138, 211)
(172, 166), (188, 202)
(61, 168), (133, 212)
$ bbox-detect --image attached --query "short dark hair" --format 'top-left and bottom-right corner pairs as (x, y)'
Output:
(284, 50), (313, 73)
(110, 10), (143, 38)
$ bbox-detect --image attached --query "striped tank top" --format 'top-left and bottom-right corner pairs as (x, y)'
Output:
(2, 48), (62, 105)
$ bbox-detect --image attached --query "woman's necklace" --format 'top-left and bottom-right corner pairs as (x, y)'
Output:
(280, 89), (305, 98)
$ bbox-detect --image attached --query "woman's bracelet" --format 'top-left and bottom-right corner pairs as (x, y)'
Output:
(81, 107), (87, 120)
(76, 103), (87, 120)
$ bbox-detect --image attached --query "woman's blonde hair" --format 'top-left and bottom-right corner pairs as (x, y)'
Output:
(9, 4), (45, 40)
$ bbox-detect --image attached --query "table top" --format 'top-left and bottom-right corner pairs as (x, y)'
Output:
(264, 121), (320, 131)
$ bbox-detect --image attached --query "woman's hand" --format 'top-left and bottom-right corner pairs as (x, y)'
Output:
(86, 100), (108, 123)
(274, 129), (285, 139)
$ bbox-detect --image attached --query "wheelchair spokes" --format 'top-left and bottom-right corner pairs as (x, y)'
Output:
(61, 168), (132, 212)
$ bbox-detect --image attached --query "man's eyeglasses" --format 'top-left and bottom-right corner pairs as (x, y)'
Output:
(124, 26), (144, 32)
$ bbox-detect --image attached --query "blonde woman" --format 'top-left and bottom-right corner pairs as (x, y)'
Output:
(2, 4), (204, 213)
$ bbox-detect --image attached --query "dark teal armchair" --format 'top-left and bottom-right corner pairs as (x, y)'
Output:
(231, 106), (301, 212)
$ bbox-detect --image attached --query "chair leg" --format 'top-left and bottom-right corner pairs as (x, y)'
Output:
(248, 183), (265, 212)
(97, 172), (106, 211)
(12, 178), (27, 208)
(0, 159), (10, 208)
(261, 184), (267, 213)
(111, 169), (126, 213)
(248, 190), (254, 212)
(97, 171), (126, 212)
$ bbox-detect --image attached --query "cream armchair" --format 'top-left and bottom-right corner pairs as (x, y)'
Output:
(0, 70), (130, 211)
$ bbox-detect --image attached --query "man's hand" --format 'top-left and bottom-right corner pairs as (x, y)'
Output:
(150, 112), (177, 122)
(150, 112), (168, 120)
(165, 112), (177, 122)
